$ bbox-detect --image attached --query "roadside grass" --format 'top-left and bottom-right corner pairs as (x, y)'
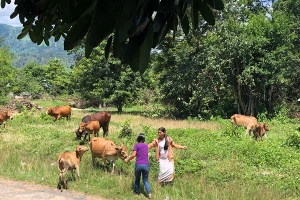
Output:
(0, 106), (299, 199)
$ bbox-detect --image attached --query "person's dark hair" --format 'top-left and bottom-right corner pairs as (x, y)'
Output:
(158, 127), (168, 150)
(136, 133), (145, 143)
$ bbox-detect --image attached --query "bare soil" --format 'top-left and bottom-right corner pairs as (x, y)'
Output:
(0, 177), (107, 200)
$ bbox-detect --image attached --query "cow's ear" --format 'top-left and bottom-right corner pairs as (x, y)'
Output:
(115, 146), (121, 151)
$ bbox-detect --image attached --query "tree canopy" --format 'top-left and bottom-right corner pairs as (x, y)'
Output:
(0, 0), (224, 73)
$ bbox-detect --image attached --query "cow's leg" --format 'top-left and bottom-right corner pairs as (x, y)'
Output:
(246, 126), (251, 135)
(88, 132), (91, 141)
(61, 168), (69, 189)
(71, 169), (76, 180)
(83, 133), (88, 142)
(104, 123), (109, 137)
(111, 161), (115, 174)
(57, 172), (63, 189)
(75, 165), (80, 179)
(92, 154), (96, 168)
(102, 158), (108, 173)
(3, 121), (6, 128)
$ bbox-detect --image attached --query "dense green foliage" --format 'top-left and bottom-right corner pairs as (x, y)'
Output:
(0, 0), (300, 118)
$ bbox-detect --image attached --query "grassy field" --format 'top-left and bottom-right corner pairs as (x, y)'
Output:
(0, 100), (300, 200)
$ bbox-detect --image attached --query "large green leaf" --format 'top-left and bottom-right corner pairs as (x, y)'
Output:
(123, 24), (149, 64)
(105, 36), (113, 60)
(153, 13), (166, 32)
(86, 0), (119, 48)
(71, 0), (95, 21)
(205, 0), (224, 10)
(138, 22), (154, 73)
(64, 14), (92, 50)
(17, 31), (28, 40)
(160, 0), (176, 13)
(198, 0), (215, 25)
(85, 39), (93, 58)
(192, 0), (199, 29)
(181, 14), (189, 35)
(113, 33), (126, 58)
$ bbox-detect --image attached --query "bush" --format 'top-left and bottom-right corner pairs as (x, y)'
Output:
(118, 119), (133, 138)
(284, 131), (300, 149)
(222, 123), (243, 138)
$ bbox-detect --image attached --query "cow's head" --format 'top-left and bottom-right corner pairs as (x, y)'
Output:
(75, 122), (86, 140)
(6, 110), (13, 120)
(45, 107), (52, 115)
(115, 145), (128, 160)
(75, 145), (89, 157)
(263, 123), (270, 132)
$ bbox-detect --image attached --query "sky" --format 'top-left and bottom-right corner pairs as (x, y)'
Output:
(0, 3), (22, 27)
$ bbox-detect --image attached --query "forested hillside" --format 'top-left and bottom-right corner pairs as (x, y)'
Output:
(0, 24), (74, 68)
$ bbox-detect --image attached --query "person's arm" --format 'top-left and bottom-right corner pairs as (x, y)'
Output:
(148, 139), (157, 149)
(125, 150), (137, 163)
(170, 139), (187, 150)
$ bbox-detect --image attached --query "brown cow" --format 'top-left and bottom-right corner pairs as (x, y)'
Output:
(46, 105), (71, 121)
(56, 145), (89, 190)
(0, 110), (13, 128)
(89, 137), (128, 174)
(78, 120), (100, 142)
(230, 114), (258, 135)
(75, 111), (111, 139)
(253, 123), (270, 140)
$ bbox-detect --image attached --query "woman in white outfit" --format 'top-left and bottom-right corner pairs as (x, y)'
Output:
(148, 127), (187, 185)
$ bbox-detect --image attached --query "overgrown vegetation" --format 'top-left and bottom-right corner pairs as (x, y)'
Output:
(0, 106), (299, 199)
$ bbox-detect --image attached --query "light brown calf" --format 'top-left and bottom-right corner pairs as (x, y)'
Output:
(253, 123), (270, 140)
(56, 145), (89, 190)
(46, 105), (72, 121)
(0, 110), (13, 128)
(230, 114), (258, 135)
(89, 137), (128, 174)
(78, 120), (100, 142)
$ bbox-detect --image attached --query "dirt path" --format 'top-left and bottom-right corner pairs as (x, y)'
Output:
(0, 177), (107, 200)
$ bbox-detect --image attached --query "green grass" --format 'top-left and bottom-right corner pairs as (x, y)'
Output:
(0, 106), (299, 200)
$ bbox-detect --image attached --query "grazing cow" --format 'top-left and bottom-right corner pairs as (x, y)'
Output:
(230, 114), (258, 135)
(56, 145), (89, 190)
(76, 111), (111, 139)
(0, 110), (13, 128)
(89, 137), (128, 174)
(253, 123), (270, 140)
(46, 105), (72, 121)
(78, 120), (100, 142)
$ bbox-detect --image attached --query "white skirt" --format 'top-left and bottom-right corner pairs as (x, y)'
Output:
(158, 157), (174, 182)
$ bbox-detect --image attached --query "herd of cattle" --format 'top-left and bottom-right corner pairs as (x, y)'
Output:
(43, 105), (129, 189)
(0, 105), (270, 190)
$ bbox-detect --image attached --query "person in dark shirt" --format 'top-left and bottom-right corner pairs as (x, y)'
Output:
(125, 133), (151, 199)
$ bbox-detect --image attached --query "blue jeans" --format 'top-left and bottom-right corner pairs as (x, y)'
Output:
(134, 164), (151, 195)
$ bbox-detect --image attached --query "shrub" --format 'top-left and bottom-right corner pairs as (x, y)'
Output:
(284, 131), (300, 149)
(222, 123), (243, 138)
(118, 119), (133, 138)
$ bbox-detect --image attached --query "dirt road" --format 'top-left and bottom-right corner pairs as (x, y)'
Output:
(0, 177), (106, 200)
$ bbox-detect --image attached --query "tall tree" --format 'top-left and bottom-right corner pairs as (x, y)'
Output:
(0, 36), (15, 103)
(70, 44), (144, 111)
(44, 59), (70, 97)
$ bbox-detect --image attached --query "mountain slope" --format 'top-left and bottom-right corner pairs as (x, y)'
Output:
(0, 24), (74, 68)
